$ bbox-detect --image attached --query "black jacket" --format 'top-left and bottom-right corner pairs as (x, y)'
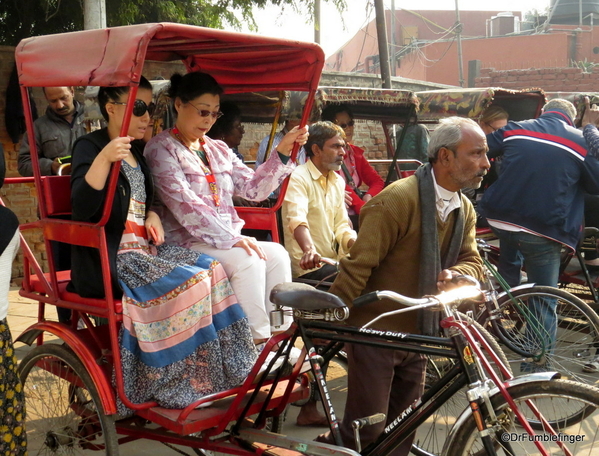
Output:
(0, 144), (19, 256)
(67, 129), (154, 298)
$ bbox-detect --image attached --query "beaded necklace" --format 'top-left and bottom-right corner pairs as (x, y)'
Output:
(171, 127), (220, 207)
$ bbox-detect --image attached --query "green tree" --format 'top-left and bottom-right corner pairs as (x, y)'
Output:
(0, 0), (346, 46)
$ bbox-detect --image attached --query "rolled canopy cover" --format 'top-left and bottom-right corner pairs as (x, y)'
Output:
(15, 22), (324, 93)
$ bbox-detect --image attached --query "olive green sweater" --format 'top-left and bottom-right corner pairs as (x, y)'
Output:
(329, 175), (484, 333)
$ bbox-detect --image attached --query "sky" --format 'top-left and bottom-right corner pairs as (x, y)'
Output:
(237, 0), (553, 57)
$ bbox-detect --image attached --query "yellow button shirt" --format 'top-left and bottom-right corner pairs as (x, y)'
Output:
(282, 159), (357, 278)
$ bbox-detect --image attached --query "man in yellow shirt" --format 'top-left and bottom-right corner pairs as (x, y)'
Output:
(282, 121), (357, 427)
(282, 121), (357, 281)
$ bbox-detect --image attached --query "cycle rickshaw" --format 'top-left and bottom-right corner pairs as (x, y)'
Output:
(10, 22), (327, 455)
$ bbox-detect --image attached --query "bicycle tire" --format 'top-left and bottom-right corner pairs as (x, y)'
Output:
(18, 343), (119, 455)
(443, 379), (599, 456)
(481, 286), (599, 384)
(411, 313), (513, 456)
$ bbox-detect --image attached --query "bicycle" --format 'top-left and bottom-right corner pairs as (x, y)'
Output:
(237, 281), (599, 456)
(475, 239), (599, 383)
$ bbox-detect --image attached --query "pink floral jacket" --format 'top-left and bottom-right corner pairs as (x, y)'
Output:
(144, 130), (295, 249)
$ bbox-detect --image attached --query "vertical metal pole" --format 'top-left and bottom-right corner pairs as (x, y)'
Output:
(390, 0), (396, 77)
(455, 0), (465, 87)
(374, 0), (392, 88)
(314, 0), (321, 44)
(83, 0), (106, 30)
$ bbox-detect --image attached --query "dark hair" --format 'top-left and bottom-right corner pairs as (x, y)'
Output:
(306, 121), (345, 158)
(321, 104), (354, 123)
(98, 76), (152, 121)
(168, 72), (224, 103)
(208, 101), (242, 139)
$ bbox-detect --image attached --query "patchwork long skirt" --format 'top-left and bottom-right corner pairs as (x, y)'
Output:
(116, 244), (257, 412)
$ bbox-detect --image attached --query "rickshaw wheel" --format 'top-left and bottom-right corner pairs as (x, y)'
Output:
(18, 343), (119, 455)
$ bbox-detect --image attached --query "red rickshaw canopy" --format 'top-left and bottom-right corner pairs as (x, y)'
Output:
(15, 22), (324, 93)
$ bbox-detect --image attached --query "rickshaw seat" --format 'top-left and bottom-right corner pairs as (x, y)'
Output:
(135, 378), (307, 436)
(27, 270), (123, 315)
(400, 170), (416, 178)
(41, 175), (71, 217)
(236, 206), (281, 243)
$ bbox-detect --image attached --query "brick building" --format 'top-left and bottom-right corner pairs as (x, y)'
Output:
(326, 8), (599, 89)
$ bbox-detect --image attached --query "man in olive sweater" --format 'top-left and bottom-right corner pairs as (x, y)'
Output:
(318, 117), (489, 456)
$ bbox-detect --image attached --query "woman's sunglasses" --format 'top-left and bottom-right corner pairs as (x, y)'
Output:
(188, 101), (224, 119)
(109, 100), (156, 117)
(336, 120), (355, 129)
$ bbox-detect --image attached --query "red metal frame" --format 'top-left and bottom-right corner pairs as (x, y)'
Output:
(12, 22), (323, 449)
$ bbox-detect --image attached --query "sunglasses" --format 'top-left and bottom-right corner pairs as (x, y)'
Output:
(336, 120), (355, 129)
(109, 100), (156, 117)
(484, 121), (499, 132)
(188, 101), (224, 119)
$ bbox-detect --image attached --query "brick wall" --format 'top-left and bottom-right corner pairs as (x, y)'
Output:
(474, 66), (599, 92)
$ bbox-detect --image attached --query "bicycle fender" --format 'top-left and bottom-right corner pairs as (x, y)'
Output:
(441, 372), (560, 456)
(495, 282), (537, 300)
(16, 321), (117, 415)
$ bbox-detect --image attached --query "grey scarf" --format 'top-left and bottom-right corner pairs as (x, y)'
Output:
(415, 163), (464, 336)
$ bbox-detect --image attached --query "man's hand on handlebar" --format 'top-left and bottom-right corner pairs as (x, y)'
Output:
(437, 269), (480, 292)
(300, 247), (322, 270)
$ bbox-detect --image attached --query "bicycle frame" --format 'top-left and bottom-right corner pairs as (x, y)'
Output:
(477, 239), (553, 360)
(289, 303), (564, 456)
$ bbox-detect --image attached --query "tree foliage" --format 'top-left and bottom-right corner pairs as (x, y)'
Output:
(0, 0), (346, 46)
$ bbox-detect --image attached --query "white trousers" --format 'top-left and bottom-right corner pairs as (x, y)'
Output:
(0, 231), (19, 320)
(189, 241), (292, 340)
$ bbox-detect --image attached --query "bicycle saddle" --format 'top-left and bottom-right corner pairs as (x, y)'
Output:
(584, 226), (599, 238)
(270, 282), (346, 310)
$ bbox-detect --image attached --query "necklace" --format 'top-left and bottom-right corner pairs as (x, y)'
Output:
(171, 127), (220, 207)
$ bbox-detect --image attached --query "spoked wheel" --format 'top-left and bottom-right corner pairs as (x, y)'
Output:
(18, 343), (119, 455)
(411, 314), (513, 456)
(489, 286), (599, 384)
(444, 379), (599, 456)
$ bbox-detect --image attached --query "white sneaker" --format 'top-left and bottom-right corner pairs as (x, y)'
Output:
(195, 400), (214, 409)
(289, 346), (303, 365)
(288, 346), (311, 373)
(257, 344), (285, 375)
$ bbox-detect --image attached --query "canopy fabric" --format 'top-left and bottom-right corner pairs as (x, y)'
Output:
(313, 86), (418, 123)
(15, 23), (324, 93)
(316, 87), (418, 107)
(416, 87), (546, 123)
(213, 87), (419, 124)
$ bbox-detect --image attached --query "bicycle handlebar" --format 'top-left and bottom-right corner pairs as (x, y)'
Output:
(353, 290), (431, 308)
(353, 276), (482, 309)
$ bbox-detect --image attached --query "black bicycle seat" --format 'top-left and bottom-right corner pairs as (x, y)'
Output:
(584, 227), (599, 238)
(270, 282), (346, 310)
